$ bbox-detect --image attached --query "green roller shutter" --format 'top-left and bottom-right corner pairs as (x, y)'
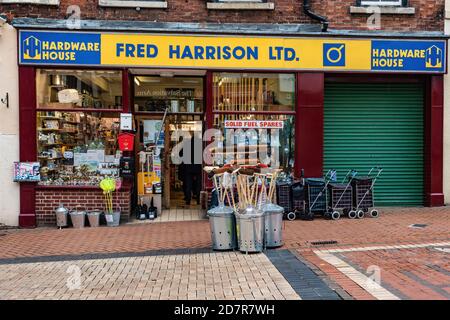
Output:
(324, 83), (424, 206)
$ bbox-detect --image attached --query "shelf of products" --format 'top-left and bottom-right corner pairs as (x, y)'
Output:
(36, 69), (123, 110)
(37, 111), (122, 186)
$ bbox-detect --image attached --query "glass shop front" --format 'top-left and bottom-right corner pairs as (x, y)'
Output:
(17, 29), (445, 228)
(32, 68), (296, 224)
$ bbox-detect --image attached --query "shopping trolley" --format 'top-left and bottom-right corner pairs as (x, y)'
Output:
(305, 170), (336, 218)
(348, 167), (383, 219)
(328, 170), (357, 220)
(276, 175), (293, 219)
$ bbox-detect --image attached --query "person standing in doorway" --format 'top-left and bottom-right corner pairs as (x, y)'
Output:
(180, 131), (202, 206)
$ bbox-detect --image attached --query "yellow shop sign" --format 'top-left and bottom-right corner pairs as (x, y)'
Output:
(19, 31), (447, 73)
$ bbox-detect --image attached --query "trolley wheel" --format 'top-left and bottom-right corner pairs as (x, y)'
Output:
(357, 210), (365, 219)
(287, 212), (297, 221)
(331, 211), (340, 221)
(370, 209), (379, 218)
(348, 210), (357, 219)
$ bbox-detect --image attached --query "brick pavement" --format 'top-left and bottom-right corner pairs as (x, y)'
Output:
(283, 207), (450, 249)
(0, 207), (448, 300)
(302, 242), (450, 300)
(0, 252), (300, 300)
(0, 207), (448, 260)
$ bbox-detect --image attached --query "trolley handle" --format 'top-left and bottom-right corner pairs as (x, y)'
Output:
(368, 166), (383, 178)
(325, 169), (337, 182)
(342, 169), (357, 183)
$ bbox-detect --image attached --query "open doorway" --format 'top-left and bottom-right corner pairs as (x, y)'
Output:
(132, 72), (205, 222)
(168, 120), (203, 209)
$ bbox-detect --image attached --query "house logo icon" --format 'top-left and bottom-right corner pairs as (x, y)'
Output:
(23, 36), (42, 60)
(425, 45), (443, 69)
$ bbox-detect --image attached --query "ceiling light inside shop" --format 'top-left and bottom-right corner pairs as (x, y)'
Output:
(137, 77), (161, 83)
(134, 78), (141, 86)
(160, 72), (174, 78)
(182, 80), (199, 84)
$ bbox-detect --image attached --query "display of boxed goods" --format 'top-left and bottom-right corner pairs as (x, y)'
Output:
(37, 111), (121, 186)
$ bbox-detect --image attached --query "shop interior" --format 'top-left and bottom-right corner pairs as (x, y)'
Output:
(36, 69), (122, 187)
(133, 74), (205, 219)
(35, 68), (295, 223)
(132, 71), (295, 222)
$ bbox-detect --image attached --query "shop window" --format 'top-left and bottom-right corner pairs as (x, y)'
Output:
(37, 111), (121, 186)
(212, 114), (295, 169)
(36, 69), (122, 110)
(133, 76), (204, 113)
(212, 72), (295, 169)
(359, 0), (403, 6)
(213, 73), (295, 112)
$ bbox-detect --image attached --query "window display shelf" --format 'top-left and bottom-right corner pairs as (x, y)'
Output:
(42, 143), (64, 147)
(62, 120), (80, 125)
(38, 156), (62, 160)
(38, 128), (62, 132)
(39, 116), (62, 120)
(38, 106), (122, 113)
(210, 145), (269, 151)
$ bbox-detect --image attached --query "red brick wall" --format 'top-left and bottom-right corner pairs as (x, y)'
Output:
(35, 188), (131, 226)
(0, 0), (444, 32)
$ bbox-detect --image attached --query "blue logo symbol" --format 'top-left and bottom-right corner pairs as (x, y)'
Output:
(23, 36), (42, 60)
(425, 45), (443, 69)
(323, 44), (346, 67)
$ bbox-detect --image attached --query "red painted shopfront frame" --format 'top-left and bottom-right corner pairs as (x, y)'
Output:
(18, 66), (129, 228)
(18, 67), (445, 227)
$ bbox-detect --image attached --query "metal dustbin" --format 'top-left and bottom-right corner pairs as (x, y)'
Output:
(87, 211), (101, 228)
(55, 204), (69, 229)
(262, 203), (284, 248)
(207, 205), (237, 250)
(69, 210), (86, 229)
(235, 206), (265, 254)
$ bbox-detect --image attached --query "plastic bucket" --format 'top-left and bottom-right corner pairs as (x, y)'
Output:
(70, 211), (86, 229)
(87, 211), (101, 227)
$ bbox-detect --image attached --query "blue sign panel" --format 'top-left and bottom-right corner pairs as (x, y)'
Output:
(323, 43), (346, 67)
(371, 40), (446, 73)
(19, 31), (101, 65)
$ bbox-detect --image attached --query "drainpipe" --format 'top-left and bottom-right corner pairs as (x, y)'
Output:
(303, 0), (329, 32)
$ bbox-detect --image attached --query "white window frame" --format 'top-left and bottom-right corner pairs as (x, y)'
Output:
(98, 0), (168, 9)
(360, 0), (402, 6)
(0, 0), (60, 4)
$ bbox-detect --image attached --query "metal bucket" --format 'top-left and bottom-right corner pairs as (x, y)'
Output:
(55, 204), (69, 228)
(87, 211), (101, 228)
(69, 210), (86, 229)
(262, 203), (284, 248)
(106, 211), (121, 227)
(235, 206), (264, 253)
(207, 205), (237, 251)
